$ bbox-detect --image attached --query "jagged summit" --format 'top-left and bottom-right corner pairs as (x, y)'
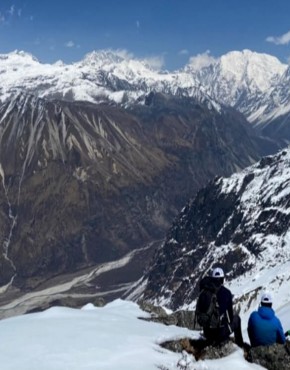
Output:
(81, 49), (126, 66)
(137, 147), (290, 312)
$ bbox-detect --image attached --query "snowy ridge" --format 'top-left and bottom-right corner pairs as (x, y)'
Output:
(215, 149), (290, 317)
(3, 48), (290, 125)
(139, 146), (290, 317)
(0, 49), (219, 112)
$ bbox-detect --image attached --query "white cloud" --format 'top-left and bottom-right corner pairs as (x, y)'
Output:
(7, 5), (15, 16)
(0, 5), (22, 25)
(65, 41), (81, 49)
(266, 30), (290, 45)
(136, 20), (140, 29)
(143, 55), (164, 70)
(65, 41), (75, 48)
(188, 50), (216, 70)
(100, 48), (164, 70)
(124, 49), (164, 70)
(0, 13), (5, 24)
(178, 49), (189, 56)
(114, 49), (134, 60)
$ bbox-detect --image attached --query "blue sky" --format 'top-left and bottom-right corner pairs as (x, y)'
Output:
(1, 0), (290, 70)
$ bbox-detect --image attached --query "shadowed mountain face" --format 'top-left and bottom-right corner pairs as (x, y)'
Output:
(0, 92), (278, 292)
(140, 148), (290, 310)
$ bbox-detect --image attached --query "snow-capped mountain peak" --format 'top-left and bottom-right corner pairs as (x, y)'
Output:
(218, 49), (286, 91)
(181, 49), (290, 131)
(80, 49), (128, 68)
(0, 50), (40, 64)
(187, 49), (287, 113)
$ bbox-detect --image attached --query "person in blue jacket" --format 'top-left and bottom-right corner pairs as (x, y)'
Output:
(247, 292), (286, 347)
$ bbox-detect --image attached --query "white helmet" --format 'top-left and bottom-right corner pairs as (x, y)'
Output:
(261, 292), (272, 304)
(212, 267), (225, 278)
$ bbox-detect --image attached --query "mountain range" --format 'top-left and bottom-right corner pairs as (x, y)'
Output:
(1, 49), (290, 144)
(0, 48), (289, 312)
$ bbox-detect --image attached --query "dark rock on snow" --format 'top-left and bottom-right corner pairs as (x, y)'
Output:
(138, 300), (195, 329)
(247, 343), (290, 370)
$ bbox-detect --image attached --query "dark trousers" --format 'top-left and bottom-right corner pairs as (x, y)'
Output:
(231, 314), (244, 347)
(203, 314), (243, 347)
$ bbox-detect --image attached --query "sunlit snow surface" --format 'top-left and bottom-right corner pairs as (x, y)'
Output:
(1, 299), (288, 370)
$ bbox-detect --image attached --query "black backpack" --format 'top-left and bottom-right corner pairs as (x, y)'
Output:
(194, 277), (221, 329)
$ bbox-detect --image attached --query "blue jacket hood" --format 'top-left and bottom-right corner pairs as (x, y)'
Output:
(258, 306), (275, 320)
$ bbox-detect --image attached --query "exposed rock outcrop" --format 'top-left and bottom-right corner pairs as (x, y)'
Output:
(138, 300), (195, 329)
(247, 343), (290, 370)
(161, 338), (237, 361)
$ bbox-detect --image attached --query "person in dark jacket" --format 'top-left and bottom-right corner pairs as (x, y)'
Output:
(247, 293), (286, 347)
(201, 267), (244, 347)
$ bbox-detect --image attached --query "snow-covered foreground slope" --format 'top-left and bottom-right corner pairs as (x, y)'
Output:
(0, 298), (278, 370)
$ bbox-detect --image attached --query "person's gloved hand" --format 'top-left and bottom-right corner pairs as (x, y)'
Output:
(284, 330), (290, 337)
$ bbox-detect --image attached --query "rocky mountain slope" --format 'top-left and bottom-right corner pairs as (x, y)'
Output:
(137, 147), (290, 312)
(0, 91), (272, 294)
(0, 93), (168, 288)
